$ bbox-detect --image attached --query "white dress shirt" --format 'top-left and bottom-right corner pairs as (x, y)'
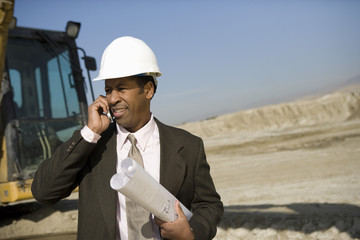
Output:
(81, 114), (161, 240)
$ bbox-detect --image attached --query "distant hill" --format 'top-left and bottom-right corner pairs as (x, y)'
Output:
(346, 74), (360, 85)
(178, 84), (360, 139)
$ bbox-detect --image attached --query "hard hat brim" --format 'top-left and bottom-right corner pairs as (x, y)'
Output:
(92, 71), (161, 82)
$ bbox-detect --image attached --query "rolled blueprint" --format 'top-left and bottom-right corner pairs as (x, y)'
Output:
(110, 158), (193, 222)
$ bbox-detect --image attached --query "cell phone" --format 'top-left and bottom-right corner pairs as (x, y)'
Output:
(103, 111), (114, 123)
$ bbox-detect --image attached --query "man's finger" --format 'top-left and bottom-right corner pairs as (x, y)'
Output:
(91, 96), (109, 113)
(154, 216), (166, 226)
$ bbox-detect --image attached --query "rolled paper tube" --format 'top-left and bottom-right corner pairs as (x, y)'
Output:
(110, 157), (193, 222)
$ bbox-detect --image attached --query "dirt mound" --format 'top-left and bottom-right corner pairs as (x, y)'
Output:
(179, 85), (360, 139)
(216, 204), (360, 240)
(0, 199), (77, 239)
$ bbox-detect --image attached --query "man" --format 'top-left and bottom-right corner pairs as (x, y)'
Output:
(31, 36), (223, 240)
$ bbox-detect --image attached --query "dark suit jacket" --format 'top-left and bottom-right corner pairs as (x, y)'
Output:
(32, 118), (223, 239)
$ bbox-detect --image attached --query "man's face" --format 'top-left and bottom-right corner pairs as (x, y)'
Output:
(105, 76), (153, 132)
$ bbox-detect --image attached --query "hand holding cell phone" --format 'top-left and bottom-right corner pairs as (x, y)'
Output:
(87, 96), (113, 134)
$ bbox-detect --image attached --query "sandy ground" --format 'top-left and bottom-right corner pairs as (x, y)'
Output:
(209, 120), (360, 240)
(0, 87), (360, 239)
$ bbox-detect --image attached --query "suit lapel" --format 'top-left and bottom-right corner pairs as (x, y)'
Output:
(156, 119), (187, 196)
(92, 125), (118, 239)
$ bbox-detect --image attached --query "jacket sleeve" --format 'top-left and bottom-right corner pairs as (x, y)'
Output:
(188, 138), (224, 239)
(31, 130), (97, 204)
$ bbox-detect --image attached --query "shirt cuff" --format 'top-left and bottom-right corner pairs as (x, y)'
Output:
(81, 125), (101, 143)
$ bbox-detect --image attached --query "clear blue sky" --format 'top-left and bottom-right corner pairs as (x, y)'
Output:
(14, 0), (360, 125)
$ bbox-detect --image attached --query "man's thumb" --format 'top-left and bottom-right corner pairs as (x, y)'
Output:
(175, 200), (186, 219)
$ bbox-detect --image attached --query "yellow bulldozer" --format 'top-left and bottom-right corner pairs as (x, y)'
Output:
(0, 0), (95, 205)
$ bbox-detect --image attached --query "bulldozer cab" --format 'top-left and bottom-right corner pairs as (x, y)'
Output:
(0, 23), (93, 204)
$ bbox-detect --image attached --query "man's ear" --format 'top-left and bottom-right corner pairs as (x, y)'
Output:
(144, 81), (155, 99)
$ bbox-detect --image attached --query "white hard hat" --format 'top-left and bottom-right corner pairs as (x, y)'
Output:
(93, 36), (161, 82)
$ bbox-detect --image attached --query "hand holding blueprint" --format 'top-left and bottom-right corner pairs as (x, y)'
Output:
(110, 158), (193, 222)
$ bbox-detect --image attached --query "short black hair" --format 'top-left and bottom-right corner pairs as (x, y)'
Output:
(134, 76), (157, 94)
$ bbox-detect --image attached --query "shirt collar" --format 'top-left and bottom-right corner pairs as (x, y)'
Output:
(116, 114), (156, 151)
